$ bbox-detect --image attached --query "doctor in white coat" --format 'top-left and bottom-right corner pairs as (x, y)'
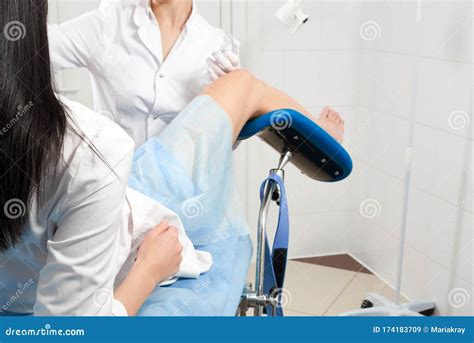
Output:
(49, 0), (240, 145)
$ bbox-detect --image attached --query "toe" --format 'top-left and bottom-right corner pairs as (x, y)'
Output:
(320, 107), (330, 118)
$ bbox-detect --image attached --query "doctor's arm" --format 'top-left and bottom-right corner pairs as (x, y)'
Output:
(48, 9), (105, 71)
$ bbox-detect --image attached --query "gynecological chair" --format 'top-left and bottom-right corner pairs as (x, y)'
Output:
(236, 109), (352, 316)
(137, 109), (352, 317)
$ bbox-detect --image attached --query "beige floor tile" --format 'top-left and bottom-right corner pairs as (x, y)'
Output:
(247, 261), (356, 315)
(324, 272), (408, 316)
(283, 309), (315, 316)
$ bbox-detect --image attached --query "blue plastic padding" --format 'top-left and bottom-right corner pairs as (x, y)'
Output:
(238, 109), (353, 182)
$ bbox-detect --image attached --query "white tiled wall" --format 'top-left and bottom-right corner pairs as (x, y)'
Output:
(347, 0), (473, 316)
(236, 0), (472, 315)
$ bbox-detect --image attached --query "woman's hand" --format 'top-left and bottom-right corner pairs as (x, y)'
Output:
(114, 221), (183, 316)
(135, 221), (183, 285)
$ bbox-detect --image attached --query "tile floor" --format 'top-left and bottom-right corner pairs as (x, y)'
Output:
(246, 260), (407, 316)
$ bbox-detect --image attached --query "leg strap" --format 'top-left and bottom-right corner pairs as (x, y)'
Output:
(259, 174), (289, 316)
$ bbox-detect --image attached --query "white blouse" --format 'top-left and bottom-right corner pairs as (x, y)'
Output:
(48, 0), (233, 146)
(0, 97), (211, 316)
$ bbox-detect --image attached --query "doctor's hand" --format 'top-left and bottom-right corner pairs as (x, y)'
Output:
(135, 222), (183, 285)
(207, 34), (241, 82)
(207, 50), (241, 82)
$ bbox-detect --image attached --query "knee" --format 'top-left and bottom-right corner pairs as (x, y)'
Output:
(226, 69), (254, 84)
(230, 69), (265, 96)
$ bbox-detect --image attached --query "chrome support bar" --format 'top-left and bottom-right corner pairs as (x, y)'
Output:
(239, 150), (293, 317)
(278, 151), (293, 170)
(254, 180), (274, 316)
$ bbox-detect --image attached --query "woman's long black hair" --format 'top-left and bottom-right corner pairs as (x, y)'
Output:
(0, 0), (68, 251)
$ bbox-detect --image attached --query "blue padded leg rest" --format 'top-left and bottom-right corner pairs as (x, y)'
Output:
(238, 109), (353, 182)
(138, 234), (253, 316)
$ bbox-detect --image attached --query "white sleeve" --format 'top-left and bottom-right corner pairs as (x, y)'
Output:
(112, 299), (128, 316)
(33, 131), (135, 316)
(48, 8), (105, 71)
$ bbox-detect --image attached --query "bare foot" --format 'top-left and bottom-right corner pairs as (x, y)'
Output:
(315, 107), (345, 143)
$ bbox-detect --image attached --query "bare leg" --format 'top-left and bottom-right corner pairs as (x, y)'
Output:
(202, 70), (344, 143)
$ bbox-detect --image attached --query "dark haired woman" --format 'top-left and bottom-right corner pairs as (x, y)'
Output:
(0, 0), (344, 316)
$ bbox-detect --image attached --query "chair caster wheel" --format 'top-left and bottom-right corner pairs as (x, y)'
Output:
(361, 299), (373, 309)
(419, 307), (435, 316)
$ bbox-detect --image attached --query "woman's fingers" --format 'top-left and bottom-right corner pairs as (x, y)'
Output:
(166, 227), (183, 252)
(148, 221), (169, 238)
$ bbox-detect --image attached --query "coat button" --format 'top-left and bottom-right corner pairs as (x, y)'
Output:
(153, 114), (159, 120)
(159, 73), (165, 78)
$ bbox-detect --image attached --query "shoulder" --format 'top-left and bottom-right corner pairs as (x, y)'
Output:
(99, 0), (138, 11)
(193, 12), (225, 38)
(96, 0), (144, 35)
(59, 96), (135, 182)
(192, 12), (240, 49)
(99, 0), (139, 18)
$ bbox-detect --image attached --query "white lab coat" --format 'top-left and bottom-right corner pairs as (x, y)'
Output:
(0, 97), (212, 316)
(49, 0), (234, 146)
